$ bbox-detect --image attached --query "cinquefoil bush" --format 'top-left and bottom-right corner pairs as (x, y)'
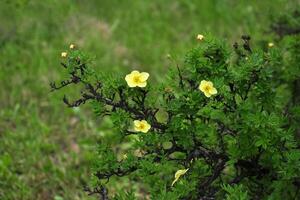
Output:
(51, 32), (300, 199)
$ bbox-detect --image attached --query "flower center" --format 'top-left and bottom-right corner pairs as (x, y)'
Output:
(204, 86), (211, 93)
(139, 124), (145, 129)
(133, 76), (141, 84)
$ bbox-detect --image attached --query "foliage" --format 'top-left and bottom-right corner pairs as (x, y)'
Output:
(52, 26), (300, 199)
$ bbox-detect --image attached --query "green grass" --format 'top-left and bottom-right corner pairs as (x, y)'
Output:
(0, 0), (298, 199)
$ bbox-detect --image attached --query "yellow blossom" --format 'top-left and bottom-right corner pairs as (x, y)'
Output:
(268, 42), (274, 48)
(196, 34), (204, 41)
(61, 52), (68, 58)
(70, 44), (76, 49)
(199, 80), (218, 97)
(125, 70), (149, 88)
(133, 120), (151, 133)
(171, 168), (189, 186)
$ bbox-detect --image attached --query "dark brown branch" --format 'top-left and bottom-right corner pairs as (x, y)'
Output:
(242, 35), (252, 53)
(84, 186), (109, 200)
(176, 64), (184, 89)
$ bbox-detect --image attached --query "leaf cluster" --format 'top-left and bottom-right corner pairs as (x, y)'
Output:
(51, 27), (300, 200)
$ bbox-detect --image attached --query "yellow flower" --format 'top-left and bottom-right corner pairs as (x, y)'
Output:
(171, 168), (189, 186)
(70, 44), (75, 49)
(199, 80), (218, 97)
(125, 70), (149, 88)
(268, 42), (274, 48)
(133, 120), (151, 133)
(61, 52), (68, 58)
(196, 34), (204, 41)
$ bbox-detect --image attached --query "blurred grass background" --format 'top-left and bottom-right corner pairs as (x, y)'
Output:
(0, 0), (298, 199)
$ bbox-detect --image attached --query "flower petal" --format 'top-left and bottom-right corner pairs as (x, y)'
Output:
(134, 120), (141, 127)
(206, 81), (213, 87)
(199, 80), (208, 91)
(172, 169), (189, 186)
(171, 177), (179, 186)
(131, 70), (140, 75)
(141, 120), (148, 124)
(139, 72), (149, 82)
(125, 74), (131, 82)
(210, 87), (217, 95)
(140, 120), (151, 133)
(175, 169), (189, 179)
(137, 81), (147, 88)
(204, 91), (212, 98)
(143, 124), (151, 133)
(133, 120), (141, 131)
(125, 74), (137, 87)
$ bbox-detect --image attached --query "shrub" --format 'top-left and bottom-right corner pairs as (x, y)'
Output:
(51, 31), (300, 199)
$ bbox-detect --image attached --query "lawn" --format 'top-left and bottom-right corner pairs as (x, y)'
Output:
(0, 0), (298, 199)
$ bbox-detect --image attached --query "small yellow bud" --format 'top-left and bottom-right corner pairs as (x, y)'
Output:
(199, 80), (218, 98)
(196, 34), (204, 41)
(268, 42), (274, 48)
(70, 44), (75, 49)
(122, 154), (128, 160)
(125, 70), (149, 88)
(171, 168), (189, 186)
(133, 120), (151, 133)
(61, 52), (68, 58)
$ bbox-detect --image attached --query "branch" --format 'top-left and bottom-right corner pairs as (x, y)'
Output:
(84, 186), (109, 200)
(176, 64), (184, 89)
